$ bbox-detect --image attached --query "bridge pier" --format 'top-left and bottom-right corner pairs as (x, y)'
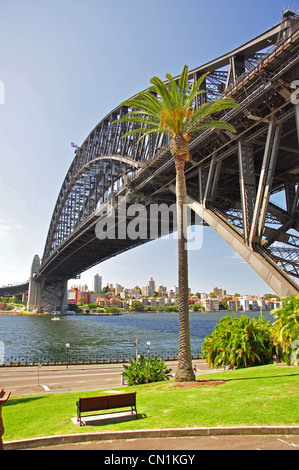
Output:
(27, 255), (41, 312)
(38, 277), (68, 313)
(27, 255), (68, 313)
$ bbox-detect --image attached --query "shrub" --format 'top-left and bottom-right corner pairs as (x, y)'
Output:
(202, 314), (278, 369)
(123, 355), (172, 385)
(271, 295), (299, 365)
(130, 301), (144, 312)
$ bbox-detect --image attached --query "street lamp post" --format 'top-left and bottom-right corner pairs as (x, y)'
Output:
(65, 343), (70, 369)
(133, 338), (138, 359)
(147, 341), (150, 357)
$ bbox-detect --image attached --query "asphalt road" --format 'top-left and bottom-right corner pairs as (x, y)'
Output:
(0, 360), (215, 396)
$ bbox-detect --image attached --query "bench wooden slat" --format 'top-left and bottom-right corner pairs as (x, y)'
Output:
(107, 393), (136, 409)
(79, 396), (109, 412)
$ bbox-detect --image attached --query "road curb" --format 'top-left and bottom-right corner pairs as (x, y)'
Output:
(3, 426), (299, 450)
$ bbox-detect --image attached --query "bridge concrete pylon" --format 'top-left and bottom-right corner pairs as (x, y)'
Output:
(28, 254), (69, 313)
(27, 255), (41, 312)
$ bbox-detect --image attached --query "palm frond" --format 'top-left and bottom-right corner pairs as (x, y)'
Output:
(150, 76), (174, 109)
(122, 127), (163, 143)
(113, 64), (239, 143)
(178, 65), (189, 98)
(165, 73), (180, 106)
(189, 119), (237, 135)
(185, 72), (209, 108)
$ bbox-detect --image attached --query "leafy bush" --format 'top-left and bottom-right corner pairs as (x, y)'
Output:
(271, 295), (299, 365)
(123, 355), (172, 385)
(130, 301), (144, 312)
(202, 314), (278, 369)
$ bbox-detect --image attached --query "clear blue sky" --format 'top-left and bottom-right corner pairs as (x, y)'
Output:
(0, 0), (296, 294)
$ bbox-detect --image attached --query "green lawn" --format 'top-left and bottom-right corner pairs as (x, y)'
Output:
(3, 364), (299, 442)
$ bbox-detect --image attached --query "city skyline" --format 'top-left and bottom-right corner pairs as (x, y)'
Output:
(67, 275), (282, 313)
(0, 0), (295, 296)
(70, 271), (273, 298)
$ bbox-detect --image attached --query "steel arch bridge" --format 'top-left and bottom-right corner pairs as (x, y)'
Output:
(23, 11), (299, 312)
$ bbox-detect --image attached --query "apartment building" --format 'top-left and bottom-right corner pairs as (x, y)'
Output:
(200, 297), (219, 312)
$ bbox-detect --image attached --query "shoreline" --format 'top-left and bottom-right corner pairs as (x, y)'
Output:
(0, 309), (268, 316)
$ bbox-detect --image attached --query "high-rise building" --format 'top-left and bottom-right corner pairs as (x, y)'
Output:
(115, 283), (121, 296)
(213, 287), (227, 297)
(147, 277), (155, 296)
(93, 274), (102, 293)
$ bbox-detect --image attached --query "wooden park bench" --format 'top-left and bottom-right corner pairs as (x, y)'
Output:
(76, 392), (137, 426)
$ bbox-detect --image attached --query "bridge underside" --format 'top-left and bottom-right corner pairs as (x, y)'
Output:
(34, 203), (199, 312)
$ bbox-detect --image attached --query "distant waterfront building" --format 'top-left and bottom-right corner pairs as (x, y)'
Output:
(200, 297), (219, 312)
(168, 290), (176, 299)
(68, 290), (91, 305)
(115, 283), (121, 296)
(155, 284), (167, 294)
(120, 288), (130, 299)
(213, 287), (227, 297)
(93, 274), (102, 293)
(142, 277), (155, 297)
(147, 277), (155, 296)
(239, 296), (250, 311)
(227, 298), (241, 311)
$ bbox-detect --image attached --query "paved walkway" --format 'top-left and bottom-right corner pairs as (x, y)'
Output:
(30, 434), (299, 451)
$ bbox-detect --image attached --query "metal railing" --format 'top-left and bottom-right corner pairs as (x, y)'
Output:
(0, 350), (202, 367)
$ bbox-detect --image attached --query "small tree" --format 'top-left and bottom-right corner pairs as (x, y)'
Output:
(202, 314), (277, 369)
(130, 301), (144, 312)
(115, 65), (238, 381)
(271, 295), (299, 365)
(123, 355), (172, 385)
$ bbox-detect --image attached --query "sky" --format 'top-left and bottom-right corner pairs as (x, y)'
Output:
(0, 0), (297, 295)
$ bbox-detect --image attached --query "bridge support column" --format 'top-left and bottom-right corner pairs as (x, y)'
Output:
(39, 277), (68, 314)
(27, 256), (68, 313)
(185, 197), (299, 297)
(27, 255), (41, 312)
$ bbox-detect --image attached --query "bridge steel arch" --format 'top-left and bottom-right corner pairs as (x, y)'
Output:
(27, 13), (299, 312)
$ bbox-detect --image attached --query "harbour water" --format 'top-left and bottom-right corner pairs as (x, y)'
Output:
(0, 311), (273, 364)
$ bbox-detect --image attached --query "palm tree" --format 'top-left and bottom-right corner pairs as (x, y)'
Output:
(116, 65), (238, 381)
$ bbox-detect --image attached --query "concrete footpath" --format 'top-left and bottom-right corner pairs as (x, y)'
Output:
(4, 426), (299, 451)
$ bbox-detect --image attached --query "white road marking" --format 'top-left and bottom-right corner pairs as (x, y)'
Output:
(277, 438), (299, 448)
(0, 371), (120, 382)
(41, 385), (50, 391)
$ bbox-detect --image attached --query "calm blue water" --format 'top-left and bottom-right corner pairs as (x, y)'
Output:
(0, 311), (273, 363)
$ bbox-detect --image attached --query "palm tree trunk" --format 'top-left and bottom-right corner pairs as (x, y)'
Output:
(171, 136), (195, 382)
